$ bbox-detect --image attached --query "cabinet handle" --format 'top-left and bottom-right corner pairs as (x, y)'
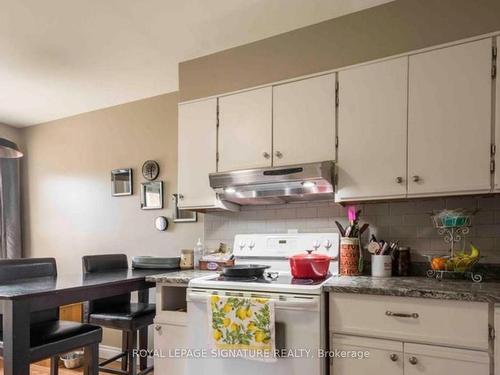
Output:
(395, 177), (403, 184)
(154, 325), (162, 331)
(385, 311), (419, 319)
(412, 175), (420, 182)
(263, 152), (270, 159)
(275, 151), (283, 158)
(389, 354), (398, 362)
(178, 194), (184, 200)
(408, 356), (418, 365)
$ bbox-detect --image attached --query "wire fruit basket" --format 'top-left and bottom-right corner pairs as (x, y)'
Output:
(426, 209), (482, 283)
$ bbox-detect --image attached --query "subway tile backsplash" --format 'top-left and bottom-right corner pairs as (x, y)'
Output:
(204, 195), (500, 263)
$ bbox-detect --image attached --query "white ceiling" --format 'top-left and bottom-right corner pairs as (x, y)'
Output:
(0, 0), (393, 127)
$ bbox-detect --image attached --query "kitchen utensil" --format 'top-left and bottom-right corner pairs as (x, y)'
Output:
(180, 249), (194, 269)
(371, 255), (392, 277)
(131, 256), (180, 270)
(288, 250), (332, 279)
(334, 221), (346, 236)
(221, 264), (270, 278)
(359, 223), (369, 235)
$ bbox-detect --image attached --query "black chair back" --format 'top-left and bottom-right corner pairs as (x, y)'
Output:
(82, 254), (130, 315)
(0, 258), (59, 330)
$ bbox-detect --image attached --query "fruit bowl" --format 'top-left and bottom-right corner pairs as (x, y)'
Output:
(425, 244), (483, 283)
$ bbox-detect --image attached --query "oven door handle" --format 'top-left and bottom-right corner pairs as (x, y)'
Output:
(187, 292), (318, 309)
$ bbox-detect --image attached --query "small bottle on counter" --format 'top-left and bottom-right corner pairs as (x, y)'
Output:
(194, 238), (204, 269)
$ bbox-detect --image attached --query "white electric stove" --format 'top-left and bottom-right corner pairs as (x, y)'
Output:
(186, 232), (339, 375)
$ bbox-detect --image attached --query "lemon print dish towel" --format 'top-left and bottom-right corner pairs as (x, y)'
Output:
(208, 294), (276, 362)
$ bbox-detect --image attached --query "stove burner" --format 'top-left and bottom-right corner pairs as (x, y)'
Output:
(291, 278), (315, 285)
(215, 275), (262, 283)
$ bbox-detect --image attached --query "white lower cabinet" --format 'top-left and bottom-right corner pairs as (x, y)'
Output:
(153, 320), (188, 374)
(403, 343), (489, 375)
(331, 334), (403, 375)
(330, 294), (492, 375)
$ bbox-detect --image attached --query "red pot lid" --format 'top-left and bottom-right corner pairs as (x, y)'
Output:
(290, 250), (332, 260)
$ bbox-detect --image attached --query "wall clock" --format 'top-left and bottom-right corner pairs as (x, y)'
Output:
(142, 160), (160, 181)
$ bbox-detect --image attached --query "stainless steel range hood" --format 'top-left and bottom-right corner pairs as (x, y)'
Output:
(209, 161), (335, 206)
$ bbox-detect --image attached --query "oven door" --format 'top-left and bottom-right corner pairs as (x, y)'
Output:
(186, 288), (327, 375)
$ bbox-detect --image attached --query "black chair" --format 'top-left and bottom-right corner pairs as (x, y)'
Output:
(0, 258), (102, 375)
(82, 254), (154, 375)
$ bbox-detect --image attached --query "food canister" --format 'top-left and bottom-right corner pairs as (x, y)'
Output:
(180, 249), (194, 269)
(340, 237), (361, 276)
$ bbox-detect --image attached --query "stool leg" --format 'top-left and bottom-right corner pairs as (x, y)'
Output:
(127, 330), (137, 375)
(139, 327), (148, 370)
(50, 355), (59, 375)
(84, 343), (99, 375)
(122, 331), (129, 371)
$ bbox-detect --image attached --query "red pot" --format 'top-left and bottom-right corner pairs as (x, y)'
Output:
(289, 250), (332, 279)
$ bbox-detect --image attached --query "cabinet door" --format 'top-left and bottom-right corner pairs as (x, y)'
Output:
(331, 334), (403, 375)
(404, 343), (489, 375)
(408, 38), (492, 197)
(178, 99), (218, 209)
(273, 74), (336, 166)
(154, 322), (188, 375)
(218, 87), (272, 171)
(337, 57), (408, 202)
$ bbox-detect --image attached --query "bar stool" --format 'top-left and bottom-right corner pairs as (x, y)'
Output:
(82, 254), (154, 375)
(0, 258), (102, 375)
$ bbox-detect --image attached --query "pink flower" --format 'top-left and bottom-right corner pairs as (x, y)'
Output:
(347, 206), (357, 222)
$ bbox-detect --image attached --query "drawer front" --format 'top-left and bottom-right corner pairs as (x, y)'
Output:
(330, 293), (489, 350)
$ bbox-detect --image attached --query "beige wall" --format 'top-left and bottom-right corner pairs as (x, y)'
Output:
(21, 93), (204, 346)
(179, 0), (500, 101)
(22, 92), (203, 269)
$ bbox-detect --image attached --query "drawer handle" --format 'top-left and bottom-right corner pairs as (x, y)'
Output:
(386, 311), (419, 319)
(409, 356), (418, 365)
(389, 354), (398, 362)
(154, 325), (162, 331)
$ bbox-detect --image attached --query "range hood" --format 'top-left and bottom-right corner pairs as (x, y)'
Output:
(209, 161), (335, 206)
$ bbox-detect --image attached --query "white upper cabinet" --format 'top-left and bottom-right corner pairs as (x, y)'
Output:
(408, 38), (493, 197)
(336, 57), (408, 202)
(273, 74), (336, 166)
(178, 99), (218, 209)
(495, 37), (500, 192)
(218, 87), (272, 172)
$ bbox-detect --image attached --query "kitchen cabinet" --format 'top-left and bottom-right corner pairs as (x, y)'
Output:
(336, 57), (408, 202)
(331, 334), (403, 375)
(273, 74), (336, 166)
(218, 87), (272, 171)
(330, 294), (491, 375)
(403, 343), (489, 375)
(178, 99), (219, 209)
(153, 321), (188, 375)
(407, 38), (492, 197)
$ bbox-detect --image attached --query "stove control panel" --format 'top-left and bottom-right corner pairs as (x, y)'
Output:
(233, 232), (340, 259)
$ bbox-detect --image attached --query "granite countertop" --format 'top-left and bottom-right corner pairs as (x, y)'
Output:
(323, 276), (500, 303)
(146, 269), (216, 285)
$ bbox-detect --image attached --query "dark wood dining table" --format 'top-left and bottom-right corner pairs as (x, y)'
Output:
(0, 268), (163, 375)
